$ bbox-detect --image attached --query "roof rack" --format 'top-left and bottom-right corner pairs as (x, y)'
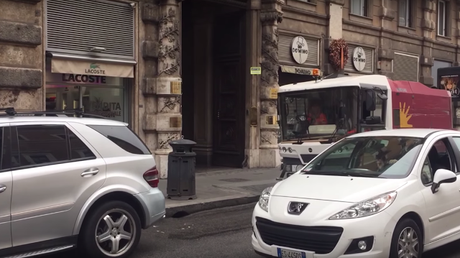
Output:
(0, 107), (107, 119)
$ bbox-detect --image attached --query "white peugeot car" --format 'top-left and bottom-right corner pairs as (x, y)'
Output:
(252, 129), (460, 258)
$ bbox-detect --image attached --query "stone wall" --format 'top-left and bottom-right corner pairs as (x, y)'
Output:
(0, 0), (44, 110)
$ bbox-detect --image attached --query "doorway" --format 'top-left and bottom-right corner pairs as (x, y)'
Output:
(212, 11), (246, 167)
(181, 0), (247, 168)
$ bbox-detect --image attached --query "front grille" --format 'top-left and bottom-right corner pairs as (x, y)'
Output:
(256, 217), (343, 254)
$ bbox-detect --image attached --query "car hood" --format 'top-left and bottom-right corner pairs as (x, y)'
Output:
(272, 174), (407, 203)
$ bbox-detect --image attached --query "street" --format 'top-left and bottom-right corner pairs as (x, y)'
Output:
(45, 203), (460, 258)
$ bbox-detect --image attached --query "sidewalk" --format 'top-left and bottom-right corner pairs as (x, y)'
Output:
(159, 167), (280, 217)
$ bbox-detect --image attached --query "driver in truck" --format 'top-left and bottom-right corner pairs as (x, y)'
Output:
(307, 100), (328, 125)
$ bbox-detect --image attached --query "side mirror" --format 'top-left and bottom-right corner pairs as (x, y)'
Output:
(431, 169), (457, 193)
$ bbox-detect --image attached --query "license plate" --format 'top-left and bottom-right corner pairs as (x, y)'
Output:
(277, 248), (307, 258)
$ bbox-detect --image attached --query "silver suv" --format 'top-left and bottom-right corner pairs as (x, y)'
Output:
(0, 109), (165, 258)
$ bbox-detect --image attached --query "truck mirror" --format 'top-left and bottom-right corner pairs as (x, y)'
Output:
(365, 90), (376, 111)
(377, 92), (388, 100)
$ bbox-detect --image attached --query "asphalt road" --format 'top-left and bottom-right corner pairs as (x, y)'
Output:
(44, 203), (460, 258)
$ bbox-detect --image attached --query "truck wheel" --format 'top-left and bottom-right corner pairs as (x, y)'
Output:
(80, 200), (141, 258)
(389, 218), (423, 258)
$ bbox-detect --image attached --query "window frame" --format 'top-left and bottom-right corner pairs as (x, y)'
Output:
(437, 0), (447, 36)
(420, 136), (460, 186)
(9, 123), (97, 170)
(398, 0), (412, 27)
(350, 0), (369, 17)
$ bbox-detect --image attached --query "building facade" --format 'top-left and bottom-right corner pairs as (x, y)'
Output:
(2, 0), (460, 177)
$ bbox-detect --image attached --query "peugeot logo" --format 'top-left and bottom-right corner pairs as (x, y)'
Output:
(287, 202), (308, 215)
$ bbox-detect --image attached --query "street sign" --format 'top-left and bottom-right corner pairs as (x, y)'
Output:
(250, 67), (261, 75)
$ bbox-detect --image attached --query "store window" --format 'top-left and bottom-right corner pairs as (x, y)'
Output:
(45, 66), (131, 123)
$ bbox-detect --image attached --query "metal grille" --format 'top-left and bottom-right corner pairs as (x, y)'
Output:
(344, 45), (374, 73)
(256, 217), (343, 254)
(46, 0), (134, 58)
(279, 34), (319, 66)
(393, 53), (419, 81)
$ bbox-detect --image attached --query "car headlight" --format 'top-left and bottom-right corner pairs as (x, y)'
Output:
(258, 186), (273, 212)
(328, 191), (397, 220)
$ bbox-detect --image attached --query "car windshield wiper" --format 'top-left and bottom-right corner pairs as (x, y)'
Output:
(342, 171), (385, 178)
(302, 170), (385, 178)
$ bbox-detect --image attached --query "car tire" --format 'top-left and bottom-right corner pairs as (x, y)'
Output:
(389, 218), (423, 258)
(80, 200), (142, 258)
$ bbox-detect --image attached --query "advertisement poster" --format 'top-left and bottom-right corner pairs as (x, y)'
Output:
(440, 75), (459, 96)
(86, 88), (124, 122)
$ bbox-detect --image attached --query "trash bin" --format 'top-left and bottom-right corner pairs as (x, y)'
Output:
(167, 139), (197, 200)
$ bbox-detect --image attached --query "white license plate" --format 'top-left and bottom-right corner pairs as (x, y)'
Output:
(277, 248), (308, 258)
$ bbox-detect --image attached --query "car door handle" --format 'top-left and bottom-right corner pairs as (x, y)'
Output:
(0, 185), (6, 193)
(81, 168), (99, 177)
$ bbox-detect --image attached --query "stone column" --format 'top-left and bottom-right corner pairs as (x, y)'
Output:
(376, 0), (396, 78)
(154, 0), (183, 178)
(259, 0), (283, 167)
(420, 0), (436, 86)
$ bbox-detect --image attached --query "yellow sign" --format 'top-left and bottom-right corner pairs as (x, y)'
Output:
(170, 81), (182, 94)
(399, 102), (412, 128)
(250, 67), (261, 75)
(169, 117), (182, 128)
(269, 88), (278, 99)
(266, 115), (277, 125)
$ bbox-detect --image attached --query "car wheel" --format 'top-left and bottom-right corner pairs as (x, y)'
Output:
(389, 218), (423, 258)
(80, 200), (141, 258)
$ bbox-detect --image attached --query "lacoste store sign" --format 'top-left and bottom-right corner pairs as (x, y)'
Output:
(51, 59), (135, 78)
(85, 63), (106, 75)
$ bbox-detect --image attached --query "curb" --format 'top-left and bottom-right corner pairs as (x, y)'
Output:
(165, 195), (260, 217)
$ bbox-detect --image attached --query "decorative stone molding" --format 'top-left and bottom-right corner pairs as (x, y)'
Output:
(0, 67), (42, 89)
(377, 48), (394, 61)
(326, 0), (345, 5)
(379, 7), (395, 21)
(141, 2), (159, 23)
(0, 21), (42, 46)
(142, 40), (159, 60)
(419, 55), (434, 67)
(10, 0), (41, 4)
(142, 113), (157, 131)
(158, 6), (180, 76)
(141, 77), (157, 95)
(260, 10), (283, 25)
(419, 76), (434, 86)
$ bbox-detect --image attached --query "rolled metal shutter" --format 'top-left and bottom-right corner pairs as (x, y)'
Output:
(46, 0), (134, 59)
(279, 34), (319, 66)
(393, 53), (419, 82)
(344, 45), (374, 73)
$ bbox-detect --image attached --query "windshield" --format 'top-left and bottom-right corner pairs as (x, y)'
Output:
(279, 86), (358, 141)
(302, 136), (424, 178)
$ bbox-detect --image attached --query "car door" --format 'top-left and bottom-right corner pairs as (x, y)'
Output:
(9, 122), (106, 246)
(0, 125), (12, 249)
(420, 135), (460, 244)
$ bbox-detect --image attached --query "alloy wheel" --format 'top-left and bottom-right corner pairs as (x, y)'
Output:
(95, 208), (136, 257)
(397, 226), (419, 258)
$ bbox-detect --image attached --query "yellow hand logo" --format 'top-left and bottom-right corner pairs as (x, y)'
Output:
(399, 102), (413, 128)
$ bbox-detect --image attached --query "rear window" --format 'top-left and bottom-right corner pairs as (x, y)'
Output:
(88, 125), (151, 155)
